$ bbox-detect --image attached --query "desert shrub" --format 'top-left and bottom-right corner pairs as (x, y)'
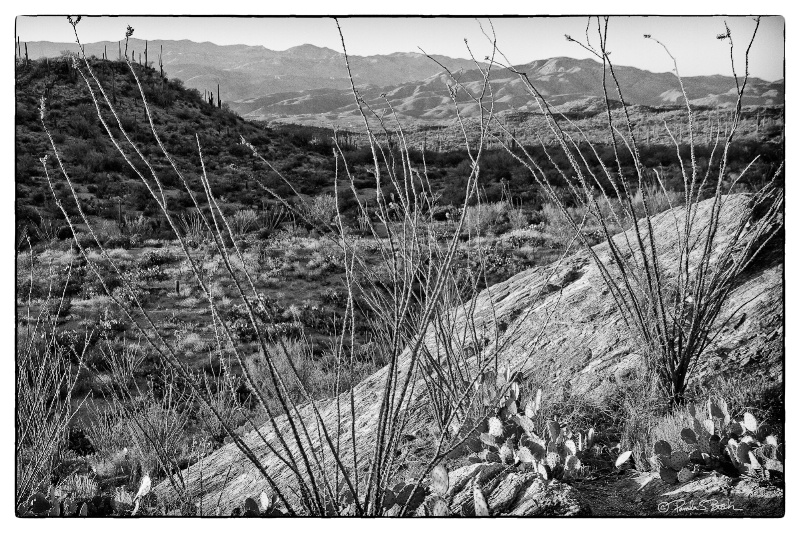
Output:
(85, 345), (195, 495)
(178, 211), (210, 246)
(68, 113), (98, 139)
(30, 217), (61, 243)
(540, 202), (585, 243)
(629, 184), (683, 221)
(122, 213), (151, 241)
(16, 284), (86, 505)
(257, 205), (289, 238)
(302, 194), (337, 228)
(138, 248), (175, 269)
(507, 208), (529, 231)
(84, 401), (134, 467)
(230, 208), (259, 237)
(614, 363), (664, 472)
(245, 338), (322, 403)
(16, 153), (40, 182)
(463, 201), (508, 236)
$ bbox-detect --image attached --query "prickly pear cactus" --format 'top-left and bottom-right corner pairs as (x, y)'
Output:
(655, 403), (783, 484)
(429, 496), (449, 517)
(461, 378), (608, 482)
(431, 464), (449, 497)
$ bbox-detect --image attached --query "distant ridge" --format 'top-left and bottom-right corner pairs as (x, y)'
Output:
(233, 56), (784, 125)
(23, 38), (487, 103)
(23, 40), (783, 125)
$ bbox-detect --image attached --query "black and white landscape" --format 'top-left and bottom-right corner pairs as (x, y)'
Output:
(15, 15), (785, 518)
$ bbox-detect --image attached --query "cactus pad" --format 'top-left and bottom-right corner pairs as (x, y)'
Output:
(499, 443), (514, 464)
(547, 420), (560, 442)
(472, 480), (489, 517)
(564, 439), (577, 456)
(615, 450), (633, 468)
(488, 417), (504, 437)
(431, 497), (449, 517)
(709, 435), (721, 455)
(659, 466), (678, 484)
(669, 450), (689, 471)
(743, 412), (758, 433)
(546, 452), (560, 469)
(677, 467), (695, 483)
(653, 440), (672, 457)
(431, 464), (449, 497)
(680, 428), (698, 444)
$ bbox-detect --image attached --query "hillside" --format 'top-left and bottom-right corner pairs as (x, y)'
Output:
(23, 38), (486, 106)
(16, 55), (785, 248)
(15, 55), (336, 243)
(156, 194), (783, 515)
(234, 57), (784, 126)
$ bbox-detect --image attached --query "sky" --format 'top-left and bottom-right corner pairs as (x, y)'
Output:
(15, 15), (784, 81)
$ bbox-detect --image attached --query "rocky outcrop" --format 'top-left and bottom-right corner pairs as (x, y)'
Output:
(157, 194), (783, 513)
(420, 463), (589, 516)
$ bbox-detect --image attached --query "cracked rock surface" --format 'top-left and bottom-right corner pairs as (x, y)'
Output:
(421, 463), (589, 516)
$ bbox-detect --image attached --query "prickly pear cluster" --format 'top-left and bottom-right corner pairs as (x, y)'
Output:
(232, 490), (285, 517)
(374, 482), (427, 516)
(462, 370), (596, 481)
(414, 464), (450, 516)
(652, 397), (783, 484)
(18, 485), (92, 517)
(17, 472), (155, 517)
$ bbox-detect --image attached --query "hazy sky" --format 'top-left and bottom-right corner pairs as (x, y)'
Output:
(16, 16), (784, 81)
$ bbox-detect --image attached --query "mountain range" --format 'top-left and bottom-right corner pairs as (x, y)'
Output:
(232, 57), (784, 126)
(23, 38), (486, 102)
(23, 39), (784, 126)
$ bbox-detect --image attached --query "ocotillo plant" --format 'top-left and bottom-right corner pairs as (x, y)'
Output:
(436, 17), (783, 405)
(36, 16), (569, 515)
